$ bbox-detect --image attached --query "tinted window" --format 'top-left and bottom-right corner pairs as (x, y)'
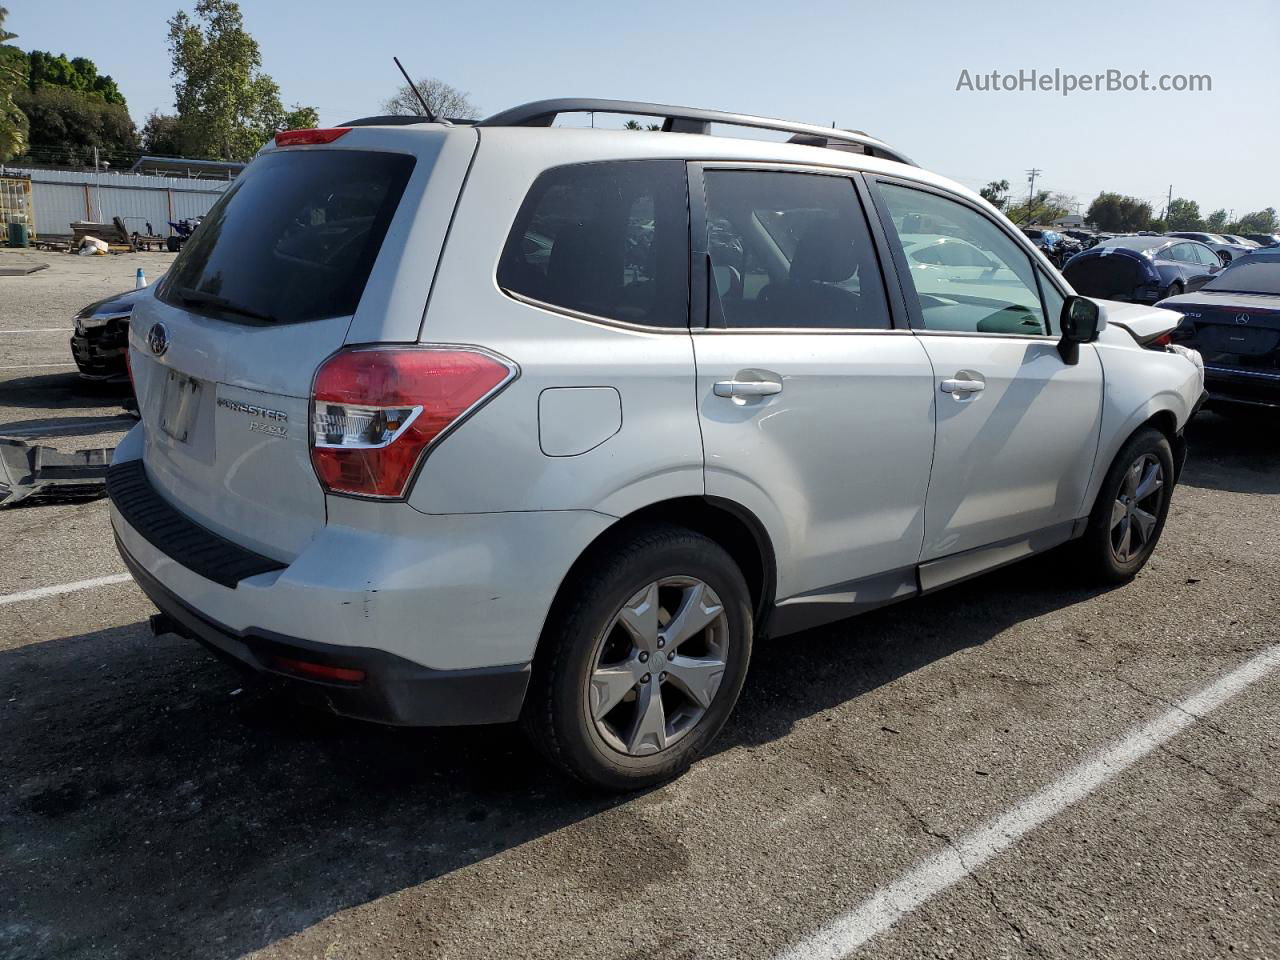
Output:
(1203, 257), (1280, 295)
(161, 150), (414, 325)
(702, 171), (889, 330)
(876, 183), (1048, 335)
(497, 160), (689, 328)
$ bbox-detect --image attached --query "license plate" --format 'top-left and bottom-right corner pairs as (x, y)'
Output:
(159, 371), (202, 443)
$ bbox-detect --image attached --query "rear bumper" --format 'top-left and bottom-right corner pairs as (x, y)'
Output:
(1204, 366), (1280, 408)
(117, 535), (530, 725)
(106, 437), (614, 725)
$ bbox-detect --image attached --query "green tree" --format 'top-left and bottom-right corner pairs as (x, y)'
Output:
(140, 110), (182, 155)
(1005, 190), (1073, 226)
(1164, 197), (1203, 231)
(382, 77), (478, 119)
(0, 7), (28, 161)
(1086, 192), (1153, 233)
(1230, 208), (1278, 234)
(24, 50), (125, 104)
(166, 0), (318, 160)
(14, 85), (139, 166)
(979, 179), (1010, 210)
(282, 104), (318, 130)
(1205, 208), (1228, 232)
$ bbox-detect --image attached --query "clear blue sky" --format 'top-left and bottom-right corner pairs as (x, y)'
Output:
(9, 0), (1279, 218)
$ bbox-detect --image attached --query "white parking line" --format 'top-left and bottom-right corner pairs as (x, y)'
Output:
(0, 362), (77, 370)
(0, 573), (134, 607)
(776, 645), (1280, 960)
(0, 328), (74, 334)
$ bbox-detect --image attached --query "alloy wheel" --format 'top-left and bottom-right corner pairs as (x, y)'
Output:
(585, 576), (729, 757)
(1110, 453), (1164, 563)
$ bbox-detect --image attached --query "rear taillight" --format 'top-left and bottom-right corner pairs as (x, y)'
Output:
(274, 127), (351, 147)
(310, 346), (516, 499)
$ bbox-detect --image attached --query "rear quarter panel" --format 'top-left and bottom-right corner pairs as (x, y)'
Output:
(404, 131), (704, 518)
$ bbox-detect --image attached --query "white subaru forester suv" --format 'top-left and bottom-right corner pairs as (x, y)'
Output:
(109, 99), (1205, 791)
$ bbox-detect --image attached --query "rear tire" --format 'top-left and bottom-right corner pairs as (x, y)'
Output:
(1078, 427), (1176, 584)
(1164, 280), (1183, 300)
(521, 525), (753, 792)
(166, 236), (181, 252)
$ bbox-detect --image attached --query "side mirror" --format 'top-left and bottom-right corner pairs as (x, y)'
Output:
(1058, 296), (1101, 365)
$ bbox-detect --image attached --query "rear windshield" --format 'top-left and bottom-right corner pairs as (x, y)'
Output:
(160, 149), (415, 325)
(1203, 257), (1280, 295)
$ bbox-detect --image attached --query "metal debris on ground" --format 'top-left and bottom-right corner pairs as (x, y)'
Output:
(0, 438), (114, 507)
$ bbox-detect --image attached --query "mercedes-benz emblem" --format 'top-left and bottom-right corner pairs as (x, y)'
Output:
(1234, 314), (1250, 325)
(147, 322), (170, 356)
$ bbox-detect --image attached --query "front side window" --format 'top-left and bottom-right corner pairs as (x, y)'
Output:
(876, 182), (1049, 336)
(702, 170), (889, 330)
(497, 160), (689, 328)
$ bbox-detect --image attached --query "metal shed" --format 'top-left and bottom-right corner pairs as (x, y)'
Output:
(0, 167), (232, 238)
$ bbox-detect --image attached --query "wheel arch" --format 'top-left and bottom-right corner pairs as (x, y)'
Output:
(537, 496), (777, 656)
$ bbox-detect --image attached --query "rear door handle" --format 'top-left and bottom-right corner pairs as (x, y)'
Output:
(713, 371), (783, 400)
(940, 377), (985, 394)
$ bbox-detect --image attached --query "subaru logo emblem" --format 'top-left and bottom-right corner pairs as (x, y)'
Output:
(1234, 314), (1249, 325)
(147, 322), (169, 356)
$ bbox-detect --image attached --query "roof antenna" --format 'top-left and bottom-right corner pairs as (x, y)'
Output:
(393, 56), (435, 122)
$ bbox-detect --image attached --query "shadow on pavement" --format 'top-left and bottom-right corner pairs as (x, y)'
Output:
(1180, 408), (1280, 495)
(0, 553), (1108, 959)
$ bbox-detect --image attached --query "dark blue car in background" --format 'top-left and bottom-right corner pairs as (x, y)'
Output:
(1063, 235), (1223, 304)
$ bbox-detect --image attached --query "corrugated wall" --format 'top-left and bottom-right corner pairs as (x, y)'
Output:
(1, 168), (231, 237)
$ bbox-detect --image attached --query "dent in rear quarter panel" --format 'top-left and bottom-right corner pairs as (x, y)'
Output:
(1087, 326), (1200, 509)
(402, 133), (704, 518)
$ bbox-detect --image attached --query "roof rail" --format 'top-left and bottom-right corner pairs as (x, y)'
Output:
(339, 115), (479, 128)
(476, 98), (915, 166)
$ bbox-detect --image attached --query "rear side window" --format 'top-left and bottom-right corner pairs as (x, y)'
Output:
(160, 149), (415, 325)
(497, 160), (689, 328)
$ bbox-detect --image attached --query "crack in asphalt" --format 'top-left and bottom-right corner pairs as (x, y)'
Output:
(1157, 745), (1280, 818)
(1113, 674), (1234, 738)
(845, 761), (1044, 955)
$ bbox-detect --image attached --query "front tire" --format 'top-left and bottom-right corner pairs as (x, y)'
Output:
(522, 525), (753, 791)
(1078, 427), (1176, 583)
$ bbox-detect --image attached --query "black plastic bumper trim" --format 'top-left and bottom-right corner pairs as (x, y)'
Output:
(106, 459), (286, 588)
(117, 534), (531, 726)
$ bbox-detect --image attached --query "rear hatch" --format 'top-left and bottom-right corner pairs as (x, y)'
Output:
(129, 130), (461, 560)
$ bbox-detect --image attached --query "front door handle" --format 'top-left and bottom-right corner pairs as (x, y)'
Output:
(940, 377), (985, 394)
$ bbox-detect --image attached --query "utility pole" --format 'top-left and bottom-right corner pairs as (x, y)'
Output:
(1025, 168), (1041, 222)
(1163, 184), (1172, 222)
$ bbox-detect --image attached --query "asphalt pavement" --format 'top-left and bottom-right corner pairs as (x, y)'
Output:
(1, 251), (1276, 960)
